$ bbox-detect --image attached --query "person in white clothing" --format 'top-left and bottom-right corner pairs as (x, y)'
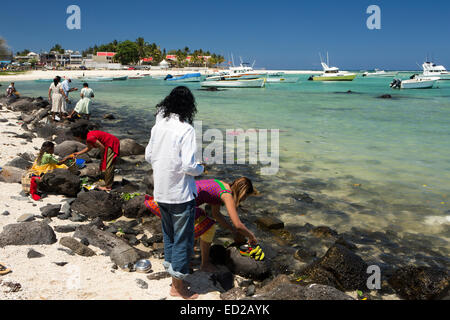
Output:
(145, 86), (204, 300)
(61, 77), (78, 115)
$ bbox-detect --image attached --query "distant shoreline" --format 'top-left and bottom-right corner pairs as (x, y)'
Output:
(0, 69), (323, 82)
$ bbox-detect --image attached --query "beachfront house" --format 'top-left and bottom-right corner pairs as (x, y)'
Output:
(83, 52), (121, 70)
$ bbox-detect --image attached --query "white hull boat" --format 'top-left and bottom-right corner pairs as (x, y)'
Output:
(390, 77), (438, 89)
(419, 61), (450, 80)
(362, 69), (398, 78)
(201, 78), (265, 88)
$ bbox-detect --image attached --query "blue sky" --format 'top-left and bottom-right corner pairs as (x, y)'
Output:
(1, 0), (449, 70)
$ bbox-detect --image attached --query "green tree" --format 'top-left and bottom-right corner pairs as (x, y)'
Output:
(175, 49), (187, 67)
(115, 40), (140, 65)
(50, 44), (65, 54)
(16, 49), (30, 56)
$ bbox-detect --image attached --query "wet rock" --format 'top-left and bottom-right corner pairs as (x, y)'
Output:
(0, 166), (24, 184)
(311, 226), (338, 239)
(122, 195), (149, 219)
(71, 190), (123, 221)
(252, 275), (354, 300)
(120, 138), (145, 156)
(27, 248), (44, 259)
(294, 247), (317, 262)
(79, 163), (100, 178)
(40, 204), (62, 218)
(255, 216), (284, 230)
(103, 113), (115, 120)
(54, 140), (87, 158)
(292, 193), (314, 203)
(300, 244), (368, 291)
(335, 236), (358, 251)
(388, 266), (449, 300)
(37, 169), (81, 197)
(59, 237), (96, 257)
(0, 221), (57, 247)
(5, 157), (32, 170)
(225, 247), (271, 281)
(8, 98), (35, 112)
(17, 214), (35, 222)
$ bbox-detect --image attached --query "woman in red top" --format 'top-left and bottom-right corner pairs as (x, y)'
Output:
(71, 125), (120, 191)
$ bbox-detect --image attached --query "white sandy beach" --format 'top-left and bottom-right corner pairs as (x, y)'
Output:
(0, 69), (320, 83)
(0, 107), (224, 300)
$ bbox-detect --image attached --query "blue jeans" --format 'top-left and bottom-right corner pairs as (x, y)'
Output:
(158, 199), (196, 279)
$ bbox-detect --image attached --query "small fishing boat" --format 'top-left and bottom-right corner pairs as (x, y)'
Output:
(390, 76), (438, 89)
(113, 76), (128, 81)
(362, 69), (398, 78)
(165, 73), (202, 82)
(129, 75), (145, 80)
(201, 78), (265, 88)
(266, 73), (299, 83)
(309, 53), (356, 81)
(34, 79), (53, 83)
(80, 77), (114, 82)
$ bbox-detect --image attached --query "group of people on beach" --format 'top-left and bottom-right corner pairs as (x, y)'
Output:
(30, 84), (261, 299)
(48, 76), (94, 121)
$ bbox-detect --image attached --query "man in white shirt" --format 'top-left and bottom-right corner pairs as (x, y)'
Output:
(145, 86), (204, 300)
(61, 77), (77, 114)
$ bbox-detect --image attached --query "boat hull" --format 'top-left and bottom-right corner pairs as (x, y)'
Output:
(201, 79), (265, 88)
(266, 78), (298, 83)
(113, 76), (128, 81)
(400, 79), (437, 89)
(312, 74), (357, 81)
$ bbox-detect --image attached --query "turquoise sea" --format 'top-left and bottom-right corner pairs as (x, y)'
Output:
(5, 74), (450, 244)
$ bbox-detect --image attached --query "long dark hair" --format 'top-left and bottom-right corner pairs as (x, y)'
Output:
(156, 86), (197, 124)
(70, 123), (90, 140)
(53, 76), (61, 87)
(37, 141), (55, 165)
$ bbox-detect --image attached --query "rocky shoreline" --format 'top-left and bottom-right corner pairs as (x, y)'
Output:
(0, 94), (448, 300)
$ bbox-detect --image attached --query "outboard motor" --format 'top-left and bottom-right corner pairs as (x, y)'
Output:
(307, 75), (314, 81)
(390, 78), (402, 89)
(164, 74), (173, 81)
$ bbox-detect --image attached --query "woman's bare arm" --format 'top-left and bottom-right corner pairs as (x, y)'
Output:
(221, 194), (257, 244)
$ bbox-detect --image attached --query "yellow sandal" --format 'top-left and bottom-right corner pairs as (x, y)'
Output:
(0, 263), (11, 276)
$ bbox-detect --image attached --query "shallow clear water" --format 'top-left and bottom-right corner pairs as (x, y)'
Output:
(5, 75), (450, 242)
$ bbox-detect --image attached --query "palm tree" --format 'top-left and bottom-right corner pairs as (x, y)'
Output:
(175, 49), (187, 67)
(136, 37), (147, 60)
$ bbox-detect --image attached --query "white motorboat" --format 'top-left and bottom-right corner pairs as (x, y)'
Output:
(362, 69), (398, 78)
(390, 76), (438, 89)
(205, 62), (267, 81)
(201, 78), (265, 88)
(419, 61), (450, 80)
